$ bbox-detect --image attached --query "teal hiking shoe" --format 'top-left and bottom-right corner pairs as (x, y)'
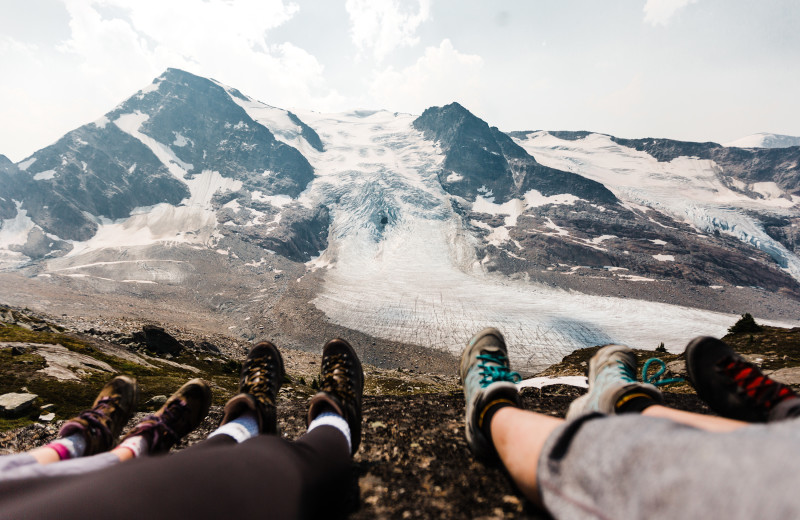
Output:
(459, 328), (521, 462)
(566, 344), (663, 420)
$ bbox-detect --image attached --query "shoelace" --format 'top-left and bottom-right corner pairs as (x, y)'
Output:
(477, 352), (521, 388)
(77, 396), (121, 440)
(718, 357), (794, 408)
(642, 358), (685, 387)
(136, 398), (187, 449)
(243, 355), (276, 406)
(321, 353), (356, 401)
(615, 360), (637, 383)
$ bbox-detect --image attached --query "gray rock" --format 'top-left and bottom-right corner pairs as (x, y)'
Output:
(40, 403), (55, 411)
(38, 412), (55, 422)
(145, 395), (168, 407)
(766, 367), (800, 387)
(0, 392), (38, 414)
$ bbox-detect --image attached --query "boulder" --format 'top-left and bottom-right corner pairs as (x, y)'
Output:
(0, 392), (38, 415)
(133, 325), (183, 356)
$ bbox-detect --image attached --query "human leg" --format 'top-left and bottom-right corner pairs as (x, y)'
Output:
(0, 339), (362, 520)
(0, 378), (210, 482)
(30, 375), (138, 464)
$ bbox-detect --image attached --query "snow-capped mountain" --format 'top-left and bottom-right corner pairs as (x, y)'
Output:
(2, 68), (799, 371)
(724, 133), (800, 149)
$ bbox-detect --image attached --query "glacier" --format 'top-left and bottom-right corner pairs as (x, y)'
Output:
(239, 105), (797, 371)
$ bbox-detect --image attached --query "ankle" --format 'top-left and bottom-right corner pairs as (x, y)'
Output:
(615, 391), (659, 414)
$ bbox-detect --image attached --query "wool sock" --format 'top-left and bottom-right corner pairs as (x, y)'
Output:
(46, 433), (87, 460)
(117, 435), (149, 458)
(615, 391), (658, 414)
(478, 398), (518, 447)
(308, 411), (351, 452)
(769, 397), (800, 422)
(209, 412), (260, 443)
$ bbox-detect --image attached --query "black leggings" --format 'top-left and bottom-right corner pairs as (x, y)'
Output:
(0, 426), (352, 520)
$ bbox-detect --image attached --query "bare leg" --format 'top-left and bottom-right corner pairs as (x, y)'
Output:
(28, 447), (61, 465)
(643, 404), (749, 432)
(490, 406), (563, 506)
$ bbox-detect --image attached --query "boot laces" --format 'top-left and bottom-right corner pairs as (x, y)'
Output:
(615, 360), (637, 383)
(321, 353), (355, 401)
(719, 357), (794, 408)
(477, 352), (521, 388)
(243, 354), (277, 406)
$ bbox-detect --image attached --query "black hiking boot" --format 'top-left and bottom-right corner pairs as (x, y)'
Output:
(120, 378), (211, 453)
(59, 375), (138, 455)
(686, 336), (799, 422)
(221, 341), (285, 434)
(307, 338), (364, 455)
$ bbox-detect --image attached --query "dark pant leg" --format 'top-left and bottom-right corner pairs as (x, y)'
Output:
(0, 425), (351, 520)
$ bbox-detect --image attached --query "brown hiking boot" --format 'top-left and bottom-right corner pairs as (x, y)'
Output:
(307, 338), (364, 455)
(59, 375), (138, 455)
(220, 341), (285, 434)
(121, 378), (211, 454)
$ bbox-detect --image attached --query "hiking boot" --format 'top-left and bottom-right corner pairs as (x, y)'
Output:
(686, 336), (799, 422)
(121, 378), (211, 454)
(459, 328), (521, 462)
(221, 341), (285, 434)
(59, 375), (138, 455)
(307, 338), (364, 455)
(566, 344), (663, 420)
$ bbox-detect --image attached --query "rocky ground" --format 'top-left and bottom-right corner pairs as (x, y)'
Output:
(1, 305), (800, 519)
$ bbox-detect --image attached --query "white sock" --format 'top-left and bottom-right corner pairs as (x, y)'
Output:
(117, 435), (149, 458)
(209, 412), (260, 443)
(50, 433), (87, 459)
(308, 412), (351, 453)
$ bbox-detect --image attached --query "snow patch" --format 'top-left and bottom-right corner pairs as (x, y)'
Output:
(33, 169), (56, 181)
(17, 157), (36, 171)
(446, 172), (463, 182)
(0, 202), (35, 247)
(518, 376), (588, 389)
(653, 254), (675, 262)
(94, 116), (109, 129)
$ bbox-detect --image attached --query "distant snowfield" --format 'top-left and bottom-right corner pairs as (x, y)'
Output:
(513, 132), (800, 282)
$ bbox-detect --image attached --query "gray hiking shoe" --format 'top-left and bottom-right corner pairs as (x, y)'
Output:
(566, 344), (663, 419)
(459, 328), (521, 462)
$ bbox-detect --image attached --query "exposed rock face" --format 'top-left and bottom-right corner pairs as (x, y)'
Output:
(413, 103), (616, 204)
(107, 68), (315, 198)
(610, 136), (800, 195)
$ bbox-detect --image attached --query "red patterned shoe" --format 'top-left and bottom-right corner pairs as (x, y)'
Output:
(686, 336), (798, 422)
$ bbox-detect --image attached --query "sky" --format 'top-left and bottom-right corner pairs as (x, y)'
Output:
(1, 0), (799, 162)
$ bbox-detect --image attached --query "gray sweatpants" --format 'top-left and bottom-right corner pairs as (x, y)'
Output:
(0, 451), (121, 482)
(537, 413), (800, 520)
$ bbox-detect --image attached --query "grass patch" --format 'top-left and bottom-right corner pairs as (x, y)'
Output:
(0, 320), (241, 431)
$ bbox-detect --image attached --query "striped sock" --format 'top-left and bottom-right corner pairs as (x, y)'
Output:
(46, 433), (87, 460)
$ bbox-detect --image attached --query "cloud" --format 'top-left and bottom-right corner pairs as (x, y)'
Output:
(55, 0), (344, 110)
(643, 0), (698, 26)
(369, 39), (484, 114)
(346, 0), (431, 62)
